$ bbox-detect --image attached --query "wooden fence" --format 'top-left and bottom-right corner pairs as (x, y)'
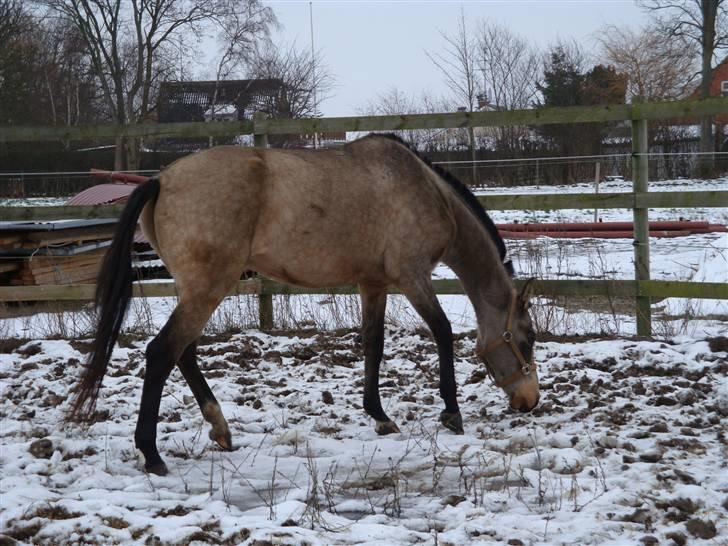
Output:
(2, 97), (728, 336)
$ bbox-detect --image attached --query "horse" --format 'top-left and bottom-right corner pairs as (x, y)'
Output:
(69, 134), (539, 476)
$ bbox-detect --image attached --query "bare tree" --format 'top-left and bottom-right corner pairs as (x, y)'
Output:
(247, 41), (334, 119)
(359, 87), (453, 149)
(477, 21), (539, 110)
(0, 1), (36, 125)
(361, 87), (422, 117)
(40, 0), (270, 168)
(426, 8), (480, 112)
(426, 8), (480, 180)
(37, 18), (100, 126)
(208, 0), (277, 120)
(598, 23), (698, 101)
(0, 2), (99, 127)
(476, 21), (540, 152)
(0, 0), (24, 46)
(640, 0), (728, 172)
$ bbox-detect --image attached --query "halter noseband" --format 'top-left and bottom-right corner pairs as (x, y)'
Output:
(478, 289), (534, 389)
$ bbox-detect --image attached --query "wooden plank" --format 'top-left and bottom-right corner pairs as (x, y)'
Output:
(1, 278), (726, 303)
(254, 104), (633, 135)
(0, 205), (124, 222)
(0, 120), (254, 143)
(478, 193), (634, 210)
(633, 96), (728, 121)
(639, 280), (728, 299)
(4, 191), (725, 223)
(3, 97), (727, 143)
(253, 113), (273, 330)
(254, 97), (728, 133)
(0, 262), (19, 274)
(0, 278), (260, 301)
(632, 117), (652, 336)
(24, 225), (116, 245)
(480, 191), (728, 210)
(522, 279), (638, 298)
(634, 191), (728, 208)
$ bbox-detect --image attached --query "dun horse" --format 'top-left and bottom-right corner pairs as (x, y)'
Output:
(70, 134), (539, 476)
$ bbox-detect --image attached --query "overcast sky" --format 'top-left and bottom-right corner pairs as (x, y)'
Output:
(266, 0), (648, 116)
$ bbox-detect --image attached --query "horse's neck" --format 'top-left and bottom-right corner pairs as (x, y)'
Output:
(443, 203), (512, 339)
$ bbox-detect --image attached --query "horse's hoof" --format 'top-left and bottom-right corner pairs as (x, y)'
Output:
(209, 429), (233, 451)
(375, 420), (401, 435)
(440, 411), (464, 434)
(145, 461), (168, 476)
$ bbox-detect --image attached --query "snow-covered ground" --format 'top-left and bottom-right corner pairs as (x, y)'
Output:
(1, 329), (727, 545)
(0, 197), (67, 208)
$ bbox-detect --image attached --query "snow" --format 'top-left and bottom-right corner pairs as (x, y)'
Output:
(1, 330), (727, 545)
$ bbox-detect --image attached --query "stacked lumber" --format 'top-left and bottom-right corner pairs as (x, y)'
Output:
(0, 220), (117, 286)
(1, 180), (155, 288)
(497, 220), (728, 239)
(11, 249), (107, 285)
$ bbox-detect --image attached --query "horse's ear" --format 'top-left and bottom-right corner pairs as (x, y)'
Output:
(519, 277), (535, 308)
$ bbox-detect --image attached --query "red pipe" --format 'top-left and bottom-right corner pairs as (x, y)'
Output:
(497, 221), (711, 232)
(90, 168), (150, 184)
(503, 230), (696, 239)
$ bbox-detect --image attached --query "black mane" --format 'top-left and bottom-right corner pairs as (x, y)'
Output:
(367, 133), (513, 276)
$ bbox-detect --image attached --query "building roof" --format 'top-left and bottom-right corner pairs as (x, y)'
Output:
(66, 183), (137, 206)
(157, 79), (285, 123)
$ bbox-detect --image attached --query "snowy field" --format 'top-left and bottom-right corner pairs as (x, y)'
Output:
(1, 177), (727, 544)
(1, 329), (727, 545)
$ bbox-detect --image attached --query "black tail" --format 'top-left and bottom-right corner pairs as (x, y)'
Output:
(68, 178), (160, 421)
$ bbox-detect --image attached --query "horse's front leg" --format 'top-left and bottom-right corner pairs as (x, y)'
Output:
(360, 285), (400, 435)
(400, 277), (463, 434)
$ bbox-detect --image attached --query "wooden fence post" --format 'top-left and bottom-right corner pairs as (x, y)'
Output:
(253, 112), (274, 331)
(631, 114), (652, 336)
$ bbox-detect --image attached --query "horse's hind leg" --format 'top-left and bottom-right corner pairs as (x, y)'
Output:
(178, 341), (232, 450)
(360, 284), (400, 435)
(398, 277), (463, 434)
(135, 277), (237, 475)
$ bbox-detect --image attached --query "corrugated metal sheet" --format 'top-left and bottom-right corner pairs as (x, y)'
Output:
(66, 183), (136, 206)
(67, 184), (147, 243)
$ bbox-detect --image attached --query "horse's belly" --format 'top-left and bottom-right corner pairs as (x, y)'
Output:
(248, 251), (366, 287)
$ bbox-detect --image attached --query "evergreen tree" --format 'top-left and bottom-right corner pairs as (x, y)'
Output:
(536, 46), (627, 182)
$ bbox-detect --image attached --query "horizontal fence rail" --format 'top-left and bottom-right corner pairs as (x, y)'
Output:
(0, 120), (254, 142)
(1, 279), (727, 303)
(2, 191), (728, 222)
(2, 97), (728, 143)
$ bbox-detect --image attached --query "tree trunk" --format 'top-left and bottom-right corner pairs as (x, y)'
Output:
(699, 0), (717, 177)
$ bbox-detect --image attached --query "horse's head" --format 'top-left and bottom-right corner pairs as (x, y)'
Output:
(476, 280), (539, 412)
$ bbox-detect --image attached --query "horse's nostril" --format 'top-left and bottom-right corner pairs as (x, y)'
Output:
(511, 391), (539, 412)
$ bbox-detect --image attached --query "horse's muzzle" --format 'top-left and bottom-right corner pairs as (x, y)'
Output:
(509, 374), (540, 412)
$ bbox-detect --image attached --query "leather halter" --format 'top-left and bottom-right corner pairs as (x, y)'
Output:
(478, 289), (535, 388)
